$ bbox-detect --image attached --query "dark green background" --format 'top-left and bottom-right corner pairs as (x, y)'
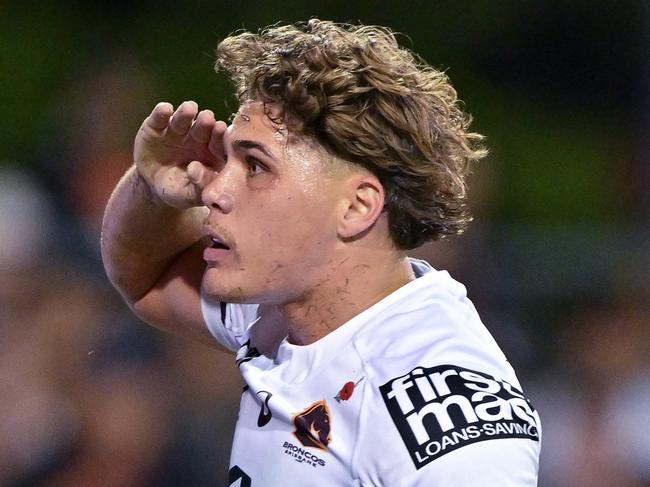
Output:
(1, 0), (646, 224)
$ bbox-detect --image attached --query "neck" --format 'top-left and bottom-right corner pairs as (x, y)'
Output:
(279, 251), (415, 345)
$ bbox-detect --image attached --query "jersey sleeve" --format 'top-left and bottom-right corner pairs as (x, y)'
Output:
(200, 293), (260, 352)
(358, 364), (542, 486)
(353, 266), (541, 485)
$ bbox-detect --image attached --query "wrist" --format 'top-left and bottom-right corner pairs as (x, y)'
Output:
(132, 165), (163, 206)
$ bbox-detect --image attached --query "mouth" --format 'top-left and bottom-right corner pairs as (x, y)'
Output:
(202, 225), (234, 263)
(209, 236), (231, 251)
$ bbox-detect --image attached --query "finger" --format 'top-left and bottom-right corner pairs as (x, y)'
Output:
(169, 100), (198, 135)
(187, 160), (215, 189)
(208, 120), (228, 159)
(153, 166), (198, 209)
(189, 110), (216, 144)
(145, 102), (174, 130)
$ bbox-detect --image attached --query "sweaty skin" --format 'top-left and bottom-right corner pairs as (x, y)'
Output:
(200, 101), (414, 345)
(102, 100), (414, 347)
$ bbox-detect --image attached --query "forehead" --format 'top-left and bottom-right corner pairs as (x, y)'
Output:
(225, 101), (335, 170)
(226, 101), (285, 143)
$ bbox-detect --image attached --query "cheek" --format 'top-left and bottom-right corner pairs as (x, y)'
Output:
(239, 183), (339, 258)
(253, 225), (323, 260)
(245, 209), (331, 270)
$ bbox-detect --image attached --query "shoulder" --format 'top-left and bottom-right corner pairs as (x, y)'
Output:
(351, 262), (541, 484)
(356, 261), (513, 383)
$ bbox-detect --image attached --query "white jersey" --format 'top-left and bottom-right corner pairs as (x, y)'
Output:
(201, 259), (541, 486)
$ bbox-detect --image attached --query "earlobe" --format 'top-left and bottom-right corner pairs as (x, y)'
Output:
(337, 177), (385, 240)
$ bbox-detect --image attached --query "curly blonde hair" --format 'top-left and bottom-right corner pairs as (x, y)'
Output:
(216, 19), (487, 250)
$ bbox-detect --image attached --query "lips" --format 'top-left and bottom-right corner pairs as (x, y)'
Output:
(202, 225), (234, 262)
(209, 236), (230, 250)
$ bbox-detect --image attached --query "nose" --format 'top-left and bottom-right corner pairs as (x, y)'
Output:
(201, 166), (235, 214)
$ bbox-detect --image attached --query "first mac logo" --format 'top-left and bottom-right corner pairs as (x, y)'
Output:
(380, 364), (540, 469)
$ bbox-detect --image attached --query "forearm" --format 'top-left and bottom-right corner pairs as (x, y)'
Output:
(101, 165), (208, 305)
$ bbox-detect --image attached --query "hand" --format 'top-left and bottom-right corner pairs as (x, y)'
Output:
(134, 101), (226, 209)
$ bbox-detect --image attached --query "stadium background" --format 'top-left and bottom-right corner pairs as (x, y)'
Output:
(1, 1), (648, 485)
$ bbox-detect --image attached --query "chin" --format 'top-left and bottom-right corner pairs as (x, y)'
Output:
(202, 267), (298, 305)
(204, 286), (252, 304)
(202, 274), (250, 303)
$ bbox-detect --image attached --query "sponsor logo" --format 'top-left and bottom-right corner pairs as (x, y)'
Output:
(380, 364), (540, 470)
(256, 391), (273, 427)
(334, 377), (364, 403)
(282, 441), (327, 468)
(292, 400), (332, 451)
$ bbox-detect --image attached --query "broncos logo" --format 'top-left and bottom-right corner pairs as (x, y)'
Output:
(292, 400), (332, 451)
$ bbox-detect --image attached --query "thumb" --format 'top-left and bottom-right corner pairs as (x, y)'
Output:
(187, 160), (215, 190)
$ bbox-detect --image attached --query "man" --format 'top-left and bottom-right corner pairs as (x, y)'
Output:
(102, 19), (541, 486)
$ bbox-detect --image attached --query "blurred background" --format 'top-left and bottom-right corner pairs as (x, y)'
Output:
(0, 1), (648, 485)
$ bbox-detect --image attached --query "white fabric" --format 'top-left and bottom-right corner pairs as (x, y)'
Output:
(201, 259), (541, 486)
(201, 298), (259, 352)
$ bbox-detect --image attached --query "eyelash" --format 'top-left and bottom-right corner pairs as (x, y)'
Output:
(219, 154), (269, 177)
(246, 157), (267, 175)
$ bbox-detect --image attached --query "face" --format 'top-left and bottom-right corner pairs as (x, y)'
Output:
(201, 101), (348, 305)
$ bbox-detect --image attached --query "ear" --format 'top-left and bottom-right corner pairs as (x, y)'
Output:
(337, 174), (385, 240)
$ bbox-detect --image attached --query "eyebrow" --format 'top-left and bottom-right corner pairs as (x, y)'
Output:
(232, 139), (277, 161)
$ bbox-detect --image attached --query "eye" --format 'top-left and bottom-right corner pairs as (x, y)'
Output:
(246, 157), (267, 176)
